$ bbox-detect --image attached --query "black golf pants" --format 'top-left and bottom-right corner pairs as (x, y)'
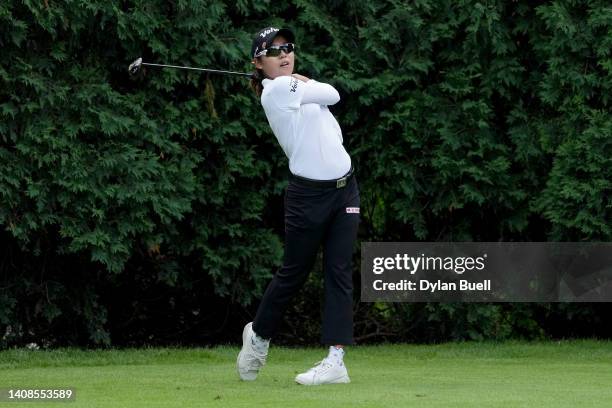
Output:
(253, 174), (360, 345)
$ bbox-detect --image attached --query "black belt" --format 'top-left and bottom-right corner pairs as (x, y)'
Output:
(289, 166), (354, 189)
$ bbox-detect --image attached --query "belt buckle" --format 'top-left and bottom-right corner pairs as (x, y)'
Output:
(336, 177), (347, 188)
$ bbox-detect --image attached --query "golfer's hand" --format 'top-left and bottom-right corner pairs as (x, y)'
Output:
(292, 73), (310, 82)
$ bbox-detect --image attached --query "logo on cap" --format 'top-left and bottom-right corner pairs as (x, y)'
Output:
(260, 27), (279, 38)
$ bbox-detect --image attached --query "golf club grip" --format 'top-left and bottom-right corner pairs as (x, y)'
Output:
(141, 62), (253, 78)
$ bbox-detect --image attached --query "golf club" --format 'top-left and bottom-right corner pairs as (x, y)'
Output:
(128, 57), (254, 78)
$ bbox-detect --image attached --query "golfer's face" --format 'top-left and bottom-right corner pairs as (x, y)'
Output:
(255, 35), (295, 79)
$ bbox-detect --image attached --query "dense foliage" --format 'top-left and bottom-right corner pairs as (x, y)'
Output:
(1, 0), (610, 347)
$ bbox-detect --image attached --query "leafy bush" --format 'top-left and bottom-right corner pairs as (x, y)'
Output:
(0, 0), (610, 347)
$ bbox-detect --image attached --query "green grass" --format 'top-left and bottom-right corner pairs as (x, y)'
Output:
(1, 340), (611, 407)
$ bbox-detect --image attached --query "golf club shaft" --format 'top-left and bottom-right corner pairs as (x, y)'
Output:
(141, 62), (252, 78)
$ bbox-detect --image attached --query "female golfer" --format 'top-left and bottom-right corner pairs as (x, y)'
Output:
(237, 27), (360, 385)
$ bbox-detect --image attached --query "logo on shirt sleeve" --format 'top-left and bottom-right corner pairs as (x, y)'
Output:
(289, 77), (298, 93)
(346, 207), (360, 214)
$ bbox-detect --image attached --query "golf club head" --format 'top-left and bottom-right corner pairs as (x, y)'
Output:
(128, 57), (143, 75)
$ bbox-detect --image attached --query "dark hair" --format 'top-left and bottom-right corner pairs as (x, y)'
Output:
(250, 63), (266, 97)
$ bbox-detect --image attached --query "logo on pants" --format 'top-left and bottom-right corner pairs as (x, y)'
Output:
(346, 207), (360, 214)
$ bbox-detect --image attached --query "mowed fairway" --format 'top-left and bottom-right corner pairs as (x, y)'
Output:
(0, 340), (611, 408)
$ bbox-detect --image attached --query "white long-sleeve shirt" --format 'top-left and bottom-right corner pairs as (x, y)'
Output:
(261, 76), (352, 180)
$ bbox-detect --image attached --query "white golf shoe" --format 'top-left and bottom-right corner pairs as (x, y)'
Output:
(295, 357), (351, 385)
(236, 322), (269, 381)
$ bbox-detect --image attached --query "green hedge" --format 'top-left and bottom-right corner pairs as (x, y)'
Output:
(0, 0), (610, 347)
